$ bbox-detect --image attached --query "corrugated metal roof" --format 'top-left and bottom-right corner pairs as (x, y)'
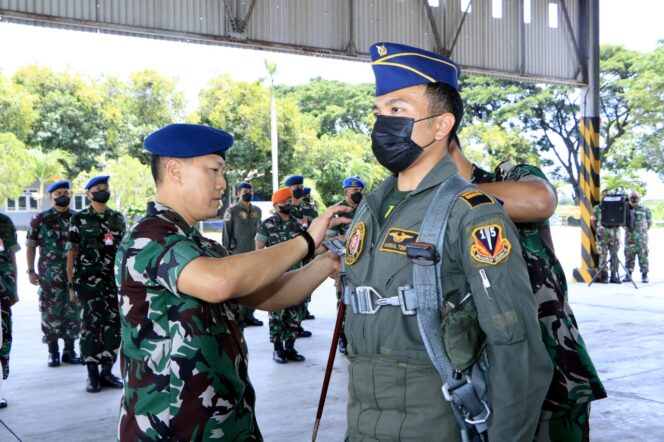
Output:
(0, 0), (587, 85)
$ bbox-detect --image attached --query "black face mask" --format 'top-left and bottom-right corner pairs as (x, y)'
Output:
(241, 193), (253, 202)
(91, 190), (111, 204)
(371, 115), (439, 174)
(53, 196), (71, 208)
(350, 192), (363, 205)
(278, 204), (292, 215)
(292, 188), (304, 199)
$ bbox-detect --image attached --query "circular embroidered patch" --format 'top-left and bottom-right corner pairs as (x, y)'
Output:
(239, 211), (248, 220)
(344, 221), (366, 266)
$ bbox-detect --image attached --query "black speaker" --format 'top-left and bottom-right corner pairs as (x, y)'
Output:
(601, 195), (628, 227)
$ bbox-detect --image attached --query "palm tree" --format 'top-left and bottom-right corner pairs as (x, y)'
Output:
(27, 148), (74, 210)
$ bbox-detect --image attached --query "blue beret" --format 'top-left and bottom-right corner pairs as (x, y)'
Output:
(285, 175), (304, 186)
(46, 180), (70, 193)
(238, 181), (253, 190)
(343, 176), (365, 189)
(144, 123), (233, 158)
(85, 175), (110, 190)
(303, 187), (312, 196)
(370, 42), (460, 96)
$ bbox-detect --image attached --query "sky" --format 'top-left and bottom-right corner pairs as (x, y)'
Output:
(0, 0), (662, 197)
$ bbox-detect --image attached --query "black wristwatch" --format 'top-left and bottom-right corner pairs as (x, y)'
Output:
(27, 268), (35, 275)
(67, 282), (74, 290)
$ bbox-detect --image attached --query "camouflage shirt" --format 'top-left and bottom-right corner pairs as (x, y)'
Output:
(26, 208), (75, 272)
(0, 214), (19, 302)
(255, 214), (305, 271)
(222, 202), (262, 255)
(472, 163), (607, 409)
(67, 206), (126, 282)
(626, 204), (652, 237)
(292, 200), (317, 229)
(115, 202), (260, 441)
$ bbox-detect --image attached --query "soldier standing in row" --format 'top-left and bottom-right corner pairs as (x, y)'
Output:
(591, 190), (622, 283)
(328, 176), (365, 355)
(450, 138), (607, 441)
(624, 190), (652, 283)
(0, 213), (19, 408)
(26, 180), (81, 367)
(285, 174), (317, 325)
(222, 181), (263, 327)
(256, 187), (309, 363)
(67, 176), (126, 392)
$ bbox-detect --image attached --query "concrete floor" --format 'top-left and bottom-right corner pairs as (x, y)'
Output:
(0, 227), (663, 441)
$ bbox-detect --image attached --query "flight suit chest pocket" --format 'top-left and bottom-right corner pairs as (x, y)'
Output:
(469, 270), (525, 345)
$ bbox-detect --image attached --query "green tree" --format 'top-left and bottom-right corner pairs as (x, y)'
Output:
(277, 78), (375, 137)
(196, 75), (314, 195)
(114, 70), (186, 161)
(0, 73), (37, 141)
(0, 132), (36, 202)
(295, 130), (385, 205)
(626, 41), (664, 173)
(14, 65), (107, 175)
(26, 148), (74, 210)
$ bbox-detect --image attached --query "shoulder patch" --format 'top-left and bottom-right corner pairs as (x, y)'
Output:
(344, 222), (366, 266)
(470, 224), (511, 265)
(380, 228), (419, 255)
(459, 190), (494, 209)
(224, 211), (232, 221)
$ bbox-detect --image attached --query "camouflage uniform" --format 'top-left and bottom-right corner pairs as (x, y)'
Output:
(222, 202), (262, 325)
(255, 214), (305, 343)
(473, 163), (606, 441)
(67, 206), (125, 364)
(26, 208), (80, 343)
(592, 204), (622, 277)
(115, 202), (260, 441)
(0, 214), (19, 380)
(624, 204), (652, 274)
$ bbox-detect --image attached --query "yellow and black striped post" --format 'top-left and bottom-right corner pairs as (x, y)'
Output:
(572, 117), (601, 282)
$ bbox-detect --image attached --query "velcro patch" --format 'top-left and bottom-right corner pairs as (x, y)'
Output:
(470, 224), (511, 265)
(380, 228), (419, 255)
(345, 222), (366, 265)
(459, 191), (493, 209)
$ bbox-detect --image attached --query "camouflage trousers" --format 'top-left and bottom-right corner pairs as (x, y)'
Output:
(77, 278), (121, 365)
(624, 234), (649, 273)
(268, 303), (304, 343)
(0, 300), (11, 380)
(39, 269), (81, 343)
(534, 402), (590, 442)
(595, 232), (620, 275)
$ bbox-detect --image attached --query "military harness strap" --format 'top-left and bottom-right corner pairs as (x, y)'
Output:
(414, 174), (490, 442)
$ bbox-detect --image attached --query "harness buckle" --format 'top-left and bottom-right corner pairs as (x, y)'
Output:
(398, 285), (417, 316)
(354, 286), (383, 314)
(442, 381), (491, 426)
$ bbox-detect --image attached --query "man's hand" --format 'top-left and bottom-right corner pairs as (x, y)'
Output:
(69, 289), (77, 303)
(29, 272), (39, 286)
(308, 204), (353, 248)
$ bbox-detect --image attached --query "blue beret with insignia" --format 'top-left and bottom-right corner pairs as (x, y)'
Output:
(285, 175), (304, 186)
(144, 123), (233, 158)
(369, 42), (461, 96)
(303, 187), (312, 196)
(85, 175), (110, 190)
(238, 181), (253, 190)
(343, 176), (365, 189)
(46, 180), (70, 193)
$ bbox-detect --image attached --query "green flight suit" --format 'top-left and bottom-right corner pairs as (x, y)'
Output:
(223, 202), (262, 323)
(344, 156), (552, 442)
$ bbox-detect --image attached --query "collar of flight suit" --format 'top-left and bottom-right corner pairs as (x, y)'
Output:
(364, 154), (460, 219)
